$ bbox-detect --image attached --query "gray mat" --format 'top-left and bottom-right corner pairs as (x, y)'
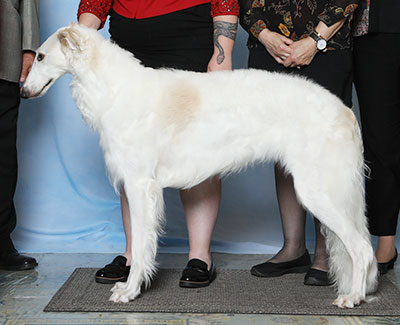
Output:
(44, 268), (400, 315)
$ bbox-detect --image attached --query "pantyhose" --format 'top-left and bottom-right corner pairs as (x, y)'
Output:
(269, 163), (329, 271)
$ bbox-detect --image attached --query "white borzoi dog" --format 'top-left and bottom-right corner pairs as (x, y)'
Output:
(22, 24), (378, 308)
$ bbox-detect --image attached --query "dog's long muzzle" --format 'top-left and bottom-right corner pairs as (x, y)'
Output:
(21, 78), (53, 98)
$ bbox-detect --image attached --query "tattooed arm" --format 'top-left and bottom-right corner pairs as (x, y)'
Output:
(208, 15), (238, 71)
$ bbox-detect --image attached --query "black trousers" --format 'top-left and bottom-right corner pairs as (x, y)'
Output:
(109, 4), (214, 72)
(248, 47), (353, 107)
(0, 79), (20, 252)
(353, 33), (400, 236)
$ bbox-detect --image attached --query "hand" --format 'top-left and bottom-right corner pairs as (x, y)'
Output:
(19, 51), (36, 83)
(283, 37), (318, 68)
(258, 29), (293, 64)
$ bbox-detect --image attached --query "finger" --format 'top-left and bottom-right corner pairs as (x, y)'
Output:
(282, 58), (291, 68)
(278, 44), (292, 56)
(278, 54), (289, 61)
(19, 66), (28, 83)
(283, 55), (294, 65)
(279, 36), (293, 45)
(283, 38), (293, 46)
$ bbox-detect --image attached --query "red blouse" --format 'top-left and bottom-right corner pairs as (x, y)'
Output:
(78, 0), (239, 29)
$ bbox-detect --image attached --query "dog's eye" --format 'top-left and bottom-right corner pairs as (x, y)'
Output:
(37, 53), (45, 62)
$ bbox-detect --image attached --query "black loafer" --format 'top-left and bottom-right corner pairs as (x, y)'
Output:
(179, 258), (216, 288)
(0, 249), (38, 271)
(378, 249), (398, 275)
(95, 256), (130, 284)
(251, 250), (311, 277)
(304, 268), (332, 286)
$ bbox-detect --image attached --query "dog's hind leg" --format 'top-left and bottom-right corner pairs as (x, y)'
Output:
(288, 108), (378, 308)
(109, 178), (164, 303)
(292, 167), (377, 308)
(322, 222), (376, 308)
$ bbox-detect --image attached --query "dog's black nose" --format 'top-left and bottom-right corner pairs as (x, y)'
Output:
(21, 88), (29, 98)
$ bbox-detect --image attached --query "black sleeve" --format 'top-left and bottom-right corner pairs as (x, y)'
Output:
(239, 0), (269, 38)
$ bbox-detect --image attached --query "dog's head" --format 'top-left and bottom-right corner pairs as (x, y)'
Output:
(22, 24), (96, 98)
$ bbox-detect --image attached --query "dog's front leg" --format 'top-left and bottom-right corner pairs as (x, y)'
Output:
(109, 178), (164, 303)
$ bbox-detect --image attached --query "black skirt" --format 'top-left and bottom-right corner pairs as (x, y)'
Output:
(109, 4), (214, 72)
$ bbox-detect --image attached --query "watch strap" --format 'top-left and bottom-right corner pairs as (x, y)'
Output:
(309, 31), (327, 52)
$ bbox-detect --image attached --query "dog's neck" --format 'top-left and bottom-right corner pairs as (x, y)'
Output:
(69, 38), (147, 130)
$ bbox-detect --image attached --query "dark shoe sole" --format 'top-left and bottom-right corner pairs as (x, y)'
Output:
(378, 266), (394, 275)
(378, 249), (397, 275)
(378, 263), (395, 275)
(95, 275), (128, 284)
(251, 264), (310, 278)
(179, 272), (217, 288)
(304, 276), (332, 286)
(0, 262), (38, 271)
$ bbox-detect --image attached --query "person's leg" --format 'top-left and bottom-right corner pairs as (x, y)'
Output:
(248, 50), (311, 276)
(273, 154), (328, 272)
(95, 186), (131, 283)
(120, 187), (132, 265)
(312, 220), (329, 271)
(0, 80), (19, 253)
(376, 236), (397, 263)
(250, 163), (311, 276)
(354, 33), (400, 270)
(0, 79), (37, 271)
(180, 177), (221, 269)
(269, 163), (307, 263)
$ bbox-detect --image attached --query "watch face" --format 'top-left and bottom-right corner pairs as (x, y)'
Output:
(317, 39), (327, 50)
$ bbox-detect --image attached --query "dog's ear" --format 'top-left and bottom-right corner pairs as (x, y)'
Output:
(58, 26), (83, 52)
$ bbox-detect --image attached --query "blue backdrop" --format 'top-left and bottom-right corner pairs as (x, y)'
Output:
(12, 0), (398, 254)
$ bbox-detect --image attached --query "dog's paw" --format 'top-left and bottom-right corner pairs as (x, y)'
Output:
(333, 294), (362, 308)
(111, 281), (127, 292)
(109, 286), (141, 303)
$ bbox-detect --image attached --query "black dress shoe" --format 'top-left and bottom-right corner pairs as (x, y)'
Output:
(179, 258), (216, 288)
(378, 249), (398, 275)
(0, 249), (38, 271)
(95, 256), (130, 284)
(251, 250), (311, 277)
(304, 268), (332, 286)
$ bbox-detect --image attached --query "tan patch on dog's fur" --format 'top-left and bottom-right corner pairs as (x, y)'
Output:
(334, 107), (357, 140)
(162, 81), (201, 131)
(58, 28), (81, 51)
(58, 27), (98, 70)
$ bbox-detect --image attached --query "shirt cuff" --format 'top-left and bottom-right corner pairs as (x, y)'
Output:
(211, 0), (240, 17)
(250, 20), (267, 38)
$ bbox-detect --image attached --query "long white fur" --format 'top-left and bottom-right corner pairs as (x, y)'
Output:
(22, 24), (378, 308)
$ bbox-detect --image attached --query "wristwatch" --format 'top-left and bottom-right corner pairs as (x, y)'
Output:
(309, 31), (327, 52)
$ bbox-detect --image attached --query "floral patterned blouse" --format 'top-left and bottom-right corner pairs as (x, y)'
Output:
(239, 0), (359, 50)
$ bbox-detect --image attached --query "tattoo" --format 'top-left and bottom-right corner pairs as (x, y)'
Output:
(213, 21), (238, 65)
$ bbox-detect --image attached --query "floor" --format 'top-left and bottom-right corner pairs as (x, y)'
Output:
(1, 253), (400, 325)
